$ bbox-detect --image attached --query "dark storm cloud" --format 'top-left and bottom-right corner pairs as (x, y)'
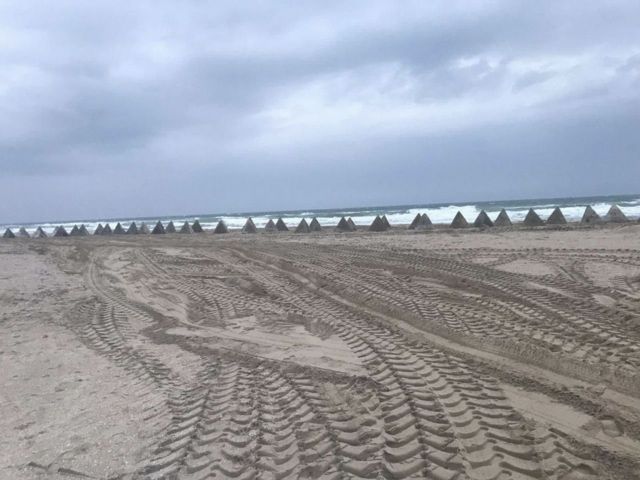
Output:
(1, 1), (639, 222)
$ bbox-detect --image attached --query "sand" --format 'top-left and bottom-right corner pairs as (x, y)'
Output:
(2, 224), (640, 479)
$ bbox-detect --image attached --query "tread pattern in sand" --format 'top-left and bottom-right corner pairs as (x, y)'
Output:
(10, 235), (639, 479)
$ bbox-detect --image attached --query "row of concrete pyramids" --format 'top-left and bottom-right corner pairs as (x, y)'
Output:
(2, 205), (634, 239)
(2, 220), (206, 238)
(3, 215), (389, 239)
(241, 215), (392, 233)
(92, 220), (209, 235)
(239, 216), (355, 233)
(408, 204), (634, 229)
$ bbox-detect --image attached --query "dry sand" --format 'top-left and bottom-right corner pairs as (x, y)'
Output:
(2, 224), (640, 479)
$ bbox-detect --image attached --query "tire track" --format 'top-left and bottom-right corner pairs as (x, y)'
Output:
(220, 245), (600, 479)
(62, 241), (637, 479)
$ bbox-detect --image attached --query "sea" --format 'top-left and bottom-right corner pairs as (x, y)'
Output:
(3, 194), (640, 235)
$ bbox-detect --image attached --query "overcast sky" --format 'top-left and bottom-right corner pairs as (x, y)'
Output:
(1, 1), (639, 223)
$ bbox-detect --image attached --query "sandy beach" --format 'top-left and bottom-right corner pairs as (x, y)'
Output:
(2, 224), (640, 479)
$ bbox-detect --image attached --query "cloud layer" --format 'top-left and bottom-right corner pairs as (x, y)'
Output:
(2, 1), (639, 222)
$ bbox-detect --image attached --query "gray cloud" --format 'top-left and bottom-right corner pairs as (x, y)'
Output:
(1, 1), (639, 223)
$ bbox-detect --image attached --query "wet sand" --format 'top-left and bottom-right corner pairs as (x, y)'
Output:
(2, 224), (640, 479)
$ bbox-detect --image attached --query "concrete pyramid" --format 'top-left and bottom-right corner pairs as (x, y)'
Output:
(3, 228), (15, 238)
(581, 205), (600, 224)
(604, 205), (628, 223)
(336, 216), (353, 232)
(523, 209), (544, 226)
(18, 227), (30, 238)
(179, 221), (193, 234)
(113, 222), (126, 234)
(415, 214), (433, 230)
(165, 221), (176, 233)
(214, 220), (228, 234)
(275, 218), (289, 232)
(54, 226), (69, 237)
(192, 220), (204, 233)
(382, 215), (391, 229)
(70, 225), (81, 236)
(409, 213), (422, 229)
(473, 210), (494, 228)
(295, 218), (310, 233)
(127, 222), (139, 234)
(139, 223), (150, 234)
(369, 215), (388, 232)
(102, 224), (113, 235)
(450, 211), (469, 228)
(34, 227), (47, 238)
(94, 224), (104, 235)
(152, 221), (165, 234)
(309, 217), (322, 232)
(264, 219), (277, 232)
(546, 207), (567, 225)
(494, 209), (512, 227)
(78, 224), (89, 236)
(241, 218), (257, 234)
(348, 218), (357, 231)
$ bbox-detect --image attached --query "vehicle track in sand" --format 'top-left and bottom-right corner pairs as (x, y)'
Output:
(240, 242), (640, 395)
(38, 235), (640, 479)
(216, 245), (604, 479)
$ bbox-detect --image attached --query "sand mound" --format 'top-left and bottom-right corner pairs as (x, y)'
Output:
(214, 220), (228, 234)
(127, 222), (139, 235)
(604, 205), (628, 223)
(191, 220), (204, 233)
(382, 215), (391, 228)
(53, 226), (69, 237)
(113, 222), (126, 234)
(295, 218), (311, 233)
(151, 221), (165, 234)
(78, 225), (89, 236)
(581, 205), (601, 224)
(94, 224), (104, 235)
(179, 221), (193, 234)
(165, 221), (176, 234)
(473, 210), (494, 228)
(276, 218), (289, 232)
(17, 227), (30, 238)
(3, 228), (15, 239)
(494, 209), (512, 227)
(309, 217), (322, 232)
(264, 219), (277, 232)
(34, 227), (47, 238)
(369, 215), (388, 232)
(546, 207), (567, 225)
(139, 223), (150, 234)
(101, 224), (113, 235)
(523, 208), (544, 226)
(70, 225), (80, 236)
(450, 211), (469, 228)
(242, 218), (257, 234)
(336, 217), (354, 232)
(348, 217), (357, 231)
